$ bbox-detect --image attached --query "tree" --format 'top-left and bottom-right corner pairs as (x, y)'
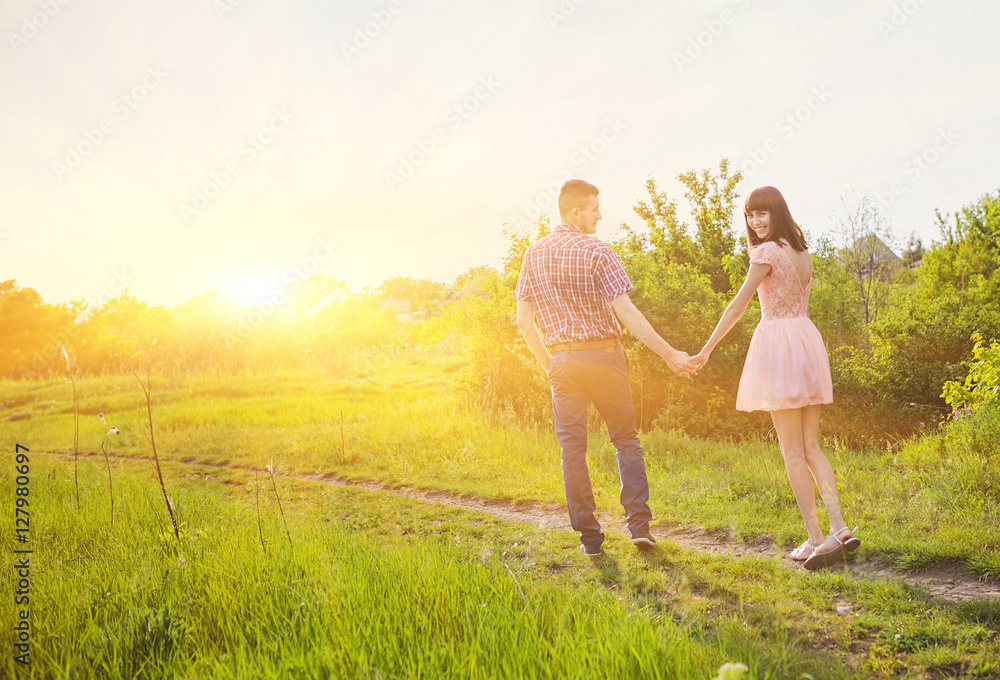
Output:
(0, 280), (77, 378)
(499, 214), (551, 289)
(431, 225), (552, 422)
(630, 176), (697, 267)
(678, 158), (743, 293)
(378, 277), (446, 315)
(833, 191), (1000, 406)
(833, 192), (898, 324)
(942, 189), (1000, 255)
(901, 232), (925, 268)
(446, 265), (497, 301)
(808, 236), (865, 349)
(283, 275), (350, 315)
(622, 160), (743, 294)
(932, 191), (1000, 305)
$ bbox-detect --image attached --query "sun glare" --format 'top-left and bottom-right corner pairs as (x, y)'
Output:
(220, 276), (282, 307)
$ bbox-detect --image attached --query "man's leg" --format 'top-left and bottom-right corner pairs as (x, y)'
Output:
(549, 351), (604, 551)
(588, 348), (652, 537)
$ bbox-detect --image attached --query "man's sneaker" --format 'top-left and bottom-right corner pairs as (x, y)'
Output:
(580, 544), (603, 556)
(631, 530), (656, 548)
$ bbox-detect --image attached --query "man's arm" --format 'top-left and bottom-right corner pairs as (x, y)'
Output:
(516, 299), (550, 372)
(610, 293), (695, 376)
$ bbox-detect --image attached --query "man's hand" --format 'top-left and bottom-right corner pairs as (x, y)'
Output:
(610, 294), (698, 377)
(516, 299), (551, 372)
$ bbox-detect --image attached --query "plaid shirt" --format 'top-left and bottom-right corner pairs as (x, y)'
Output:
(514, 224), (633, 346)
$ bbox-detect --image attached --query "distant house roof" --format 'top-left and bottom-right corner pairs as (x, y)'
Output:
(382, 297), (411, 313)
(840, 235), (903, 280)
(851, 235), (902, 265)
(382, 297), (414, 324)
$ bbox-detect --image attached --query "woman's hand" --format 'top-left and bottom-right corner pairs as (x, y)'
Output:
(691, 349), (711, 370)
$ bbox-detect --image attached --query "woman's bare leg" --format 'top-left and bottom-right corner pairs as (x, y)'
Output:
(769, 408), (824, 546)
(800, 405), (847, 534)
(800, 405), (855, 554)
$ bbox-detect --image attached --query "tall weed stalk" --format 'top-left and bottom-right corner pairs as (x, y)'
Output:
(60, 345), (81, 509)
(98, 413), (119, 530)
(115, 313), (180, 541)
(267, 458), (293, 547)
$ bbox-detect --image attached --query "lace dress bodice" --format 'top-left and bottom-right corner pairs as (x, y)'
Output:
(750, 241), (810, 320)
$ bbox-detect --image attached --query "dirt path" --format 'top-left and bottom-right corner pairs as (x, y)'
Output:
(300, 473), (1000, 604)
(48, 450), (1000, 604)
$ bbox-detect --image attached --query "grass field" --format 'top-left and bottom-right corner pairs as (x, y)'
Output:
(4, 354), (998, 575)
(2, 353), (1000, 677)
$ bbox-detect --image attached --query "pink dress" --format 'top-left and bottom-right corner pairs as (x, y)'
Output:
(735, 240), (833, 412)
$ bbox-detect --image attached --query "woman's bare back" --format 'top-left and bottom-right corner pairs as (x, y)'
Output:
(777, 239), (812, 289)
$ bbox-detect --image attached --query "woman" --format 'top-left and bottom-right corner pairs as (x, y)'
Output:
(692, 186), (859, 570)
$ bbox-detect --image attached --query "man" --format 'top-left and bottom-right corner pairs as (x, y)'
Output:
(514, 179), (696, 556)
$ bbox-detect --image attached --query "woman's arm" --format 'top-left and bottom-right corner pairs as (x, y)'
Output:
(692, 262), (771, 367)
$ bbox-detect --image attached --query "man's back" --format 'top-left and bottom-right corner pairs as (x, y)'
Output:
(515, 224), (631, 345)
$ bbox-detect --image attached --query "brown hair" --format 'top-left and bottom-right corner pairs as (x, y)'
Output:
(744, 186), (807, 251)
(558, 179), (599, 219)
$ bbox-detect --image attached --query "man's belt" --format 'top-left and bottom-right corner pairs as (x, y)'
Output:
(548, 338), (620, 353)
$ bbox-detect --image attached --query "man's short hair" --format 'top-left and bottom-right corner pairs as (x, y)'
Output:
(558, 179), (599, 217)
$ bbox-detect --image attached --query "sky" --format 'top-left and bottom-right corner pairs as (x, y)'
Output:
(1, 0), (998, 309)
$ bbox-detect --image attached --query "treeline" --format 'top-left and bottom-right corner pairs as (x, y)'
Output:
(3, 160), (998, 443)
(0, 275), (439, 378)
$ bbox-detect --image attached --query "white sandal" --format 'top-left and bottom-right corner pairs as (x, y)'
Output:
(804, 526), (860, 571)
(789, 539), (821, 561)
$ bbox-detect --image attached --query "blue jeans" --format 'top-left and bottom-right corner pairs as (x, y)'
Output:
(547, 346), (652, 551)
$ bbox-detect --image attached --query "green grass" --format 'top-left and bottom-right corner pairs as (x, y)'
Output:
(3, 453), (999, 678)
(4, 354), (997, 579)
(0, 457), (806, 678)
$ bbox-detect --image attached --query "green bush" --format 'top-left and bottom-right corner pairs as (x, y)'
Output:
(944, 403), (1000, 459)
(942, 331), (1000, 416)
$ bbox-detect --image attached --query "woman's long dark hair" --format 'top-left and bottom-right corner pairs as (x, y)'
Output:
(744, 186), (807, 252)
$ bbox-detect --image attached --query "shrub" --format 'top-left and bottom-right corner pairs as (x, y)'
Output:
(942, 331), (1000, 416)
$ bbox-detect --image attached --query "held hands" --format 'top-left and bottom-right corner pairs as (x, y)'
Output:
(665, 349), (699, 378)
(690, 349), (711, 371)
